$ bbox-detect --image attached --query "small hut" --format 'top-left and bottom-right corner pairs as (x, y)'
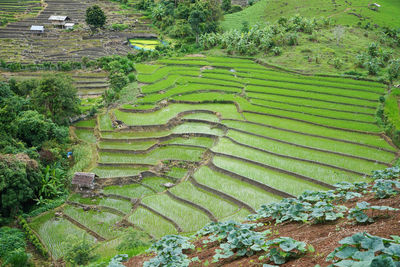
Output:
(48, 15), (71, 27)
(30, 25), (44, 35)
(71, 172), (97, 191)
(65, 22), (75, 30)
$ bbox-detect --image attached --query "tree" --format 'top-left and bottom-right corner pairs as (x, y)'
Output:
(85, 5), (107, 32)
(31, 74), (80, 125)
(64, 236), (98, 266)
(221, 0), (231, 12)
(0, 154), (41, 217)
(15, 110), (67, 148)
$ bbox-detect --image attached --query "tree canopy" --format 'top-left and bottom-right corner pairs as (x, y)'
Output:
(31, 74), (80, 125)
(85, 5), (107, 31)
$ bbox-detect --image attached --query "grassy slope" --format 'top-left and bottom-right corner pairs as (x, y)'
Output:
(222, 0), (400, 31)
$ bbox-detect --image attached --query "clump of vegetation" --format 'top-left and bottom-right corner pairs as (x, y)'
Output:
(143, 235), (194, 267)
(0, 76), (77, 221)
(0, 227), (32, 267)
(137, 0), (221, 43)
(199, 15), (332, 55)
(347, 201), (398, 223)
(18, 216), (48, 257)
(261, 237), (308, 265)
(64, 235), (98, 266)
(327, 232), (400, 266)
(86, 5), (107, 32)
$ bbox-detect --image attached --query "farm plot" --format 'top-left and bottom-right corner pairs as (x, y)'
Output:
(0, 0), (42, 25)
(42, 55), (398, 259)
(29, 212), (96, 259)
(63, 206), (123, 240)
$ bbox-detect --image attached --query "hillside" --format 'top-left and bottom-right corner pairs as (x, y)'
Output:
(222, 0), (400, 31)
(126, 178), (400, 266)
(26, 55), (398, 262)
(0, 0), (399, 266)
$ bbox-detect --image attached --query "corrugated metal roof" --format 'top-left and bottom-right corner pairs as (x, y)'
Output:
(48, 15), (69, 21)
(65, 23), (75, 27)
(30, 25), (44, 31)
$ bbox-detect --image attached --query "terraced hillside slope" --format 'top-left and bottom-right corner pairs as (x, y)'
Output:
(223, 0), (400, 30)
(0, 70), (110, 98)
(0, 0), (42, 25)
(30, 55), (399, 260)
(0, 0), (155, 63)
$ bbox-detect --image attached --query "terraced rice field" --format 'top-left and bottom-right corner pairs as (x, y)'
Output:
(0, 0), (42, 25)
(32, 56), (399, 259)
(128, 38), (163, 51)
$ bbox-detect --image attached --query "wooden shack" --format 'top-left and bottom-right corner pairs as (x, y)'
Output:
(48, 15), (71, 27)
(71, 172), (97, 191)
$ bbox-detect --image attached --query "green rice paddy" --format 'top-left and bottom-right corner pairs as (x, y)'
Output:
(41, 55), (397, 259)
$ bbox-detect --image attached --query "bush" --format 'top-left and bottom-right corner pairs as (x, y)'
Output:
(368, 42), (379, 57)
(221, 0), (231, 12)
(332, 57), (343, 69)
(228, 5), (242, 14)
(272, 46), (282, 56)
(117, 229), (149, 251)
(286, 33), (299, 46)
(127, 73), (136, 82)
(64, 236), (98, 266)
(365, 59), (380, 75)
(18, 216), (48, 257)
(0, 227), (26, 258)
(110, 23), (129, 31)
(109, 72), (129, 92)
(2, 248), (32, 267)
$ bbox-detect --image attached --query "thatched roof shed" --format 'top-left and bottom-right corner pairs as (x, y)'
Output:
(72, 172), (97, 190)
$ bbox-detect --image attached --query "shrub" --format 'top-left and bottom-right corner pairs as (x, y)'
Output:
(64, 236), (98, 266)
(364, 59), (380, 75)
(116, 229), (149, 251)
(229, 5), (242, 14)
(221, 0), (231, 12)
(127, 73), (136, 82)
(2, 248), (32, 267)
(17, 216), (48, 257)
(109, 72), (129, 92)
(368, 42), (380, 57)
(332, 57), (343, 69)
(110, 23), (129, 31)
(0, 227), (26, 258)
(272, 46), (282, 56)
(286, 33), (299, 46)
